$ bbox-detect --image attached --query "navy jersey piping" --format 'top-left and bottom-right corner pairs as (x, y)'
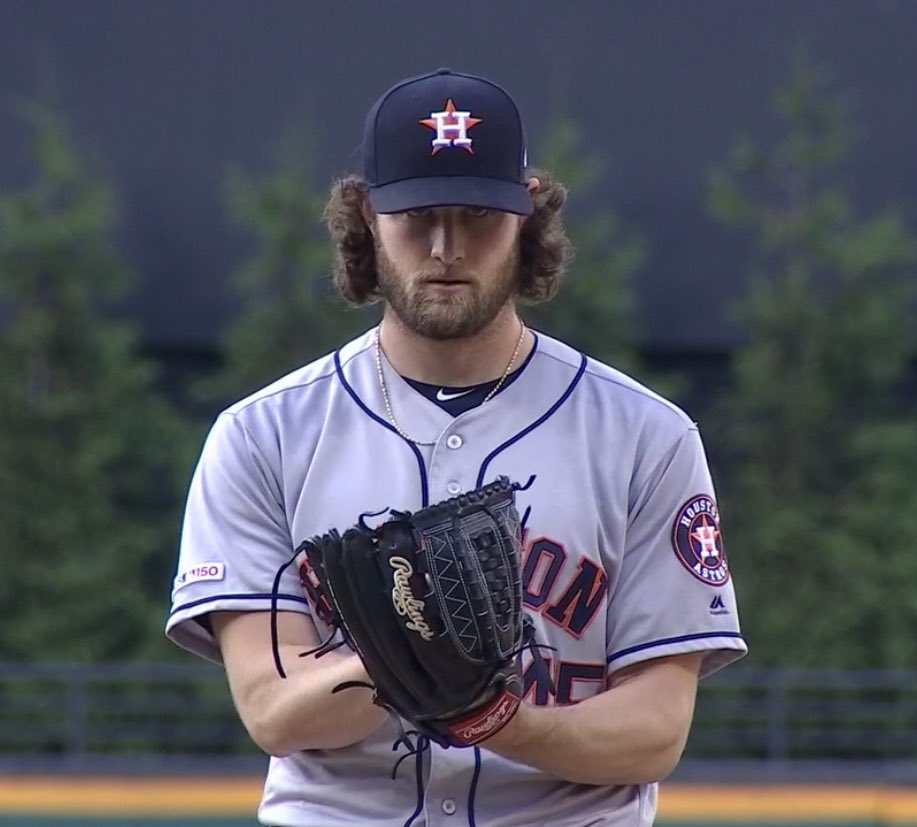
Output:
(464, 346), (585, 821)
(540, 345), (694, 429)
(607, 631), (746, 663)
(334, 348), (430, 508)
(402, 745), (426, 827)
(336, 345), (432, 826)
(468, 746), (483, 826)
(476, 350), (587, 487)
(225, 367), (337, 415)
(169, 591), (309, 620)
(579, 364), (690, 421)
(226, 335), (373, 415)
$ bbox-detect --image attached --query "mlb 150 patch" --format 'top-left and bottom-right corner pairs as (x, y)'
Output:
(172, 562), (226, 594)
(672, 495), (729, 586)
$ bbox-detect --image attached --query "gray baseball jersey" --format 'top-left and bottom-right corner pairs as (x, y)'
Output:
(166, 327), (747, 827)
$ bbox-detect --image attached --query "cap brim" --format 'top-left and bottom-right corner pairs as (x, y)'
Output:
(369, 177), (533, 216)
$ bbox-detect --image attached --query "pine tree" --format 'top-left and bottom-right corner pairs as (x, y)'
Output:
(0, 107), (195, 661)
(205, 133), (371, 406)
(524, 119), (645, 375)
(708, 55), (917, 667)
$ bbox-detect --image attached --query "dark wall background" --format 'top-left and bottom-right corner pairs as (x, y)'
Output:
(2, 0), (915, 354)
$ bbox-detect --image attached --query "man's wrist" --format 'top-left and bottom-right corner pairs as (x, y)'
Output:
(481, 700), (541, 754)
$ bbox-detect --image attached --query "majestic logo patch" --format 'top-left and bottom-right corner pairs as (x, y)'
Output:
(390, 557), (435, 640)
(709, 594), (729, 615)
(672, 495), (729, 586)
(420, 98), (482, 154)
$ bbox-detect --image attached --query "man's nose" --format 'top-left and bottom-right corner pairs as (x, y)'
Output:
(430, 215), (465, 265)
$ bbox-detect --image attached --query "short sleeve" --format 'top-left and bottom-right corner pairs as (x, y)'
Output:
(164, 412), (310, 663)
(606, 426), (747, 678)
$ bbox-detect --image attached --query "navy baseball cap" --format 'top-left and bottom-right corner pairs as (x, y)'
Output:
(362, 68), (533, 216)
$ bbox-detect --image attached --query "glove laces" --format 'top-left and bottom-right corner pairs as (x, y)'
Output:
(268, 546), (302, 679)
(269, 544), (350, 679)
(518, 614), (557, 697)
(329, 680), (431, 780)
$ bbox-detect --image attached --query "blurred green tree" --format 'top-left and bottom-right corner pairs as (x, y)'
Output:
(0, 107), (196, 661)
(708, 54), (917, 667)
(203, 133), (371, 407)
(524, 119), (646, 375)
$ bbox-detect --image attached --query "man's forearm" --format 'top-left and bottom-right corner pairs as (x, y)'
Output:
(483, 653), (702, 785)
(214, 611), (388, 756)
(252, 645), (388, 754)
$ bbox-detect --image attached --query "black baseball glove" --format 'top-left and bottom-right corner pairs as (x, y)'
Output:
(295, 476), (537, 748)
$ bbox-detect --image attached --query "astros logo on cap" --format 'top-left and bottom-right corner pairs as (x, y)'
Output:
(420, 99), (483, 154)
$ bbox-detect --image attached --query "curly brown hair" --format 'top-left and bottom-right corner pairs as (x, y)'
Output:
(323, 169), (573, 305)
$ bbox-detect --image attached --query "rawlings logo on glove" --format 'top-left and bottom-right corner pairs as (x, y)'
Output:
(448, 689), (520, 745)
(389, 556), (434, 640)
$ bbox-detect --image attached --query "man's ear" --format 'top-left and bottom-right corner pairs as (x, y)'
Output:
(518, 177), (541, 228)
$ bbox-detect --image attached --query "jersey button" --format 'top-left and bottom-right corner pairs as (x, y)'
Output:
(446, 481), (462, 495)
(446, 434), (463, 450)
(441, 798), (457, 815)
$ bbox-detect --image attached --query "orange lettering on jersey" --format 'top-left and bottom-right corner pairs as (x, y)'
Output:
(543, 558), (608, 638)
(521, 534), (608, 640)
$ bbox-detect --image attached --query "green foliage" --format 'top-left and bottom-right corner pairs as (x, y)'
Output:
(203, 133), (372, 406)
(708, 54), (917, 667)
(523, 119), (645, 375)
(0, 107), (195, 661)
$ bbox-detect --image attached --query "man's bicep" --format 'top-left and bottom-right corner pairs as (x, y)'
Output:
(607, 651), (704, 739)
(213, 610), (320, 667)
(608, 651), (704, 690)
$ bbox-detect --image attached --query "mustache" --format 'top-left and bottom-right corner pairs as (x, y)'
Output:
(416, 265), (475, 282)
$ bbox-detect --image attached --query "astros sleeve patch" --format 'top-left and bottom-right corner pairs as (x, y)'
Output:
(671, 494), (730, 586)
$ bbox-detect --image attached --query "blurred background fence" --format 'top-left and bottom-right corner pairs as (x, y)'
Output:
(3, 662), (916, 782)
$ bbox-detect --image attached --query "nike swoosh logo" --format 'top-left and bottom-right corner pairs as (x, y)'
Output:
(436, 388), (475, 401)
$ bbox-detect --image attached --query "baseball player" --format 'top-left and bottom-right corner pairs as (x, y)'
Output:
(166, 68), (747, 826)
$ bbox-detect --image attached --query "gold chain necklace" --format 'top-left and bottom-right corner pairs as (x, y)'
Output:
(374, 321), (527, 446)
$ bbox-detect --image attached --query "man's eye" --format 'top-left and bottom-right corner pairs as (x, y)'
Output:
(405, 208), (431, 217)
(465, 207), (491, 217)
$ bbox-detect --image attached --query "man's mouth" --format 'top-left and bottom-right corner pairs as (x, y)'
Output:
(423, 275), (471, 285)
(424, 279), (471, 291)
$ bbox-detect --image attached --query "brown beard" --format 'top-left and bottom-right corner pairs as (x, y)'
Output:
(375, 242), (520, 340)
